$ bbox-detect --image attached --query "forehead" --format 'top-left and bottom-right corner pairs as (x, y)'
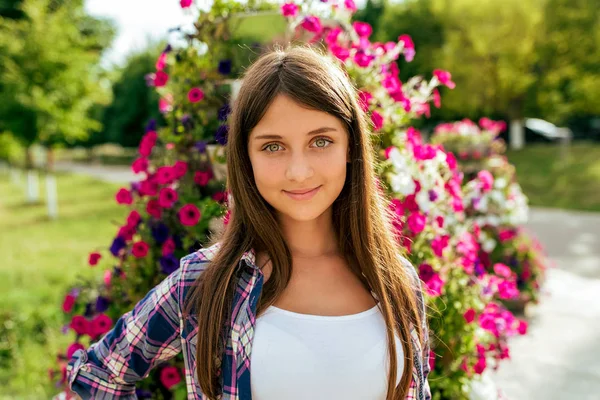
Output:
(250, 94), (346, 138)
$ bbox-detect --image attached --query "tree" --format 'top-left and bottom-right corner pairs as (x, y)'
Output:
(0, 0), (115, 169)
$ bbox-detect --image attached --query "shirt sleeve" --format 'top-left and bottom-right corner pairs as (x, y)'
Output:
(66, 264), (185, 400)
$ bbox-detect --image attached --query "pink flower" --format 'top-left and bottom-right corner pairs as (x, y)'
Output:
(118, 224), (136, 241)
(431, 235), (450, 257)
(370, 111), (384, 131)
(398, 34), (415, 62)
(188, 87), (204, 103)
(146, 199), (162, 219)
(418, 263), (435, 283)
(357, 91), (373, 112)
(518, 320), (528, 335)
(159, 187), (178, 208)
(223, 209), (231, 226)
(88, 252), (102, 266)
(153, 71), (169, 87)
(344, 0), (357, 12)
(70, 315), (90, 336)
(428, 350), (436, 371)
(301, 16), (322, 33)
(132, 157), (149, 174)
(132, 241), (150, 258)
(435, 215), (444, 228)
(497, 280), (519, 299)
(179, 204), (201, 226)
(280, 2), (298, 17)
(354, 50), (373, 67)
(180, 0), (193, 9)
(474, 356), (487, 374)
(156, 166), (176, 185)
(62, 294), (76, 313)
(446, 152), (457, 171)
(162, 238), (176, 256)
(433, 69), (456, 89)
(424, 274), (444, 296)
(325, 27), (342, 46)
(493, 263), (513, 278)
(173, 161), (188, 178)
(103, 269), (112, 287)
(194, 170), (213, 186)
(116, 188), (133, 205)
(159, 96), (173, 113)
(156, 53), (167, 71)
(432, 88), (441, 108)
(212, 191), (227, 204)
(498, 228), (517, 242)
(464, 308), (476, 323)
(139, 177), (159, 197)
(66, 343), (85, 359)
(139, 131), (157, 157)
(477, 170), (494, 192)
(330, 44), (350, 62)
(90, 314), (112, 338)
(384, 146), (395, 160)
(127, 210), (141, 227)
(353, 22), (372, 38)
(160, 365), (182, 389)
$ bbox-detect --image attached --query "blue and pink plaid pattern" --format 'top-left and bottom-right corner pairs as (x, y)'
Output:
(67, 243), (431, 399)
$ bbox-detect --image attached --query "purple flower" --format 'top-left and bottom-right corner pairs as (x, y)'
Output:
(144, 73), (154, 87)
(195, 140), (207, 153)
(145, 119), (157, 132)
(162, 44), (172, 54)
(130, 181), (141, 194)
(173, 234), (183, 250)
(428, 189), (438, 202)
(215, 125), (229, 145)
(136, 389), (153, 399)
(160, 254), (179, 275)
(218, 104), (231, 121)
(110, 236), (126, 256)
(218, 59), (232, 75)
(474, 261), (485, 277)
(151, 222), (170, 244)
(181, 114), (194, 130)
(95, 296), (110, 313)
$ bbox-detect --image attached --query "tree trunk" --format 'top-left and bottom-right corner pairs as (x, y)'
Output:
(509, 119), (525, 150)
(47, 147), (55, 172)
(25, 145), (33, 169)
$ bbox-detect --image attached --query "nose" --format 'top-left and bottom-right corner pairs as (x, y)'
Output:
(285, 151), (314, 183)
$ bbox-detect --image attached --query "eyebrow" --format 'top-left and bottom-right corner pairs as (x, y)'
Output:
(252, 126), (338, 141)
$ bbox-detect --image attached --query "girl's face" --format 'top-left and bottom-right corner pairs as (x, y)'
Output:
(248, 94), (349, 223)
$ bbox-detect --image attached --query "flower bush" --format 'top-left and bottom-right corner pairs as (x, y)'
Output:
(53, 1), (533, 399)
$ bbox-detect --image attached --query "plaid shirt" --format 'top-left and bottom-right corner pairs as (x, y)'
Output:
(67, 243), (431, 400)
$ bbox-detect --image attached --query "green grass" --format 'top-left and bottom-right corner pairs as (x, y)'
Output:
(507, 142), (600, 212)
(0, 170), (127, 399)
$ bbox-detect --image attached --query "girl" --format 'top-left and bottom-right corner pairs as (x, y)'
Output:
(67, 45), (431, 400)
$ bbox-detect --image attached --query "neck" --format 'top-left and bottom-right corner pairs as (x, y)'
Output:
(277, 208), (338, 258)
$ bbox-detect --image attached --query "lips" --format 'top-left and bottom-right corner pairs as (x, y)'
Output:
(283, 185), (322, 200)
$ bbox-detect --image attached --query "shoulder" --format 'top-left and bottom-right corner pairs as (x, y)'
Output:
(398, 254), (427, 320)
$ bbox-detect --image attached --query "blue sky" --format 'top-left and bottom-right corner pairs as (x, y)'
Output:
(85, 0), (368, 67)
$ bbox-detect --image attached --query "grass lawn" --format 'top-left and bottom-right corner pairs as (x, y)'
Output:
(0, 170), (127, 398)
(507, 142), (600, 213)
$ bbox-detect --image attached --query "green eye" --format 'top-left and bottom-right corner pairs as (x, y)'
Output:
(265, 144), (280, 152)
(314, 138), (331, 148)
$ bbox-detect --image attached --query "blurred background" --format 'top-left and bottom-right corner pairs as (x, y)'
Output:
(0, 0), (598, 399)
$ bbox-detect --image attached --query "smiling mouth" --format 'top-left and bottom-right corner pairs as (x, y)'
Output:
(283, 186), (322, 200)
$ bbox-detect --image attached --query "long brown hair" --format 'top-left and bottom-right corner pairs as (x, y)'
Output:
(183, 45), (424, 399)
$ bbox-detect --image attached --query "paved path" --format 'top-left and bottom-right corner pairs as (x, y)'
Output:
(51, 162), (600, 400)
(53, 161), (139, 184)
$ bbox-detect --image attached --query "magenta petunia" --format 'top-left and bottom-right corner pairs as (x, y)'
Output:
(433, 69), (456, 89)
(301, 16), (322, 33)
(431, 235), (450, 257)
(424, 274), (444, 296)
(352, 22), (372, 38)
(407, 212), (426, 234)
(156, 166), (176, 185)
(223, 209), (231, 226)
(194, 170), (213, 186)
(180, 0), (193, 8)
(88, 251), (102, 266)
(354, 50), (373, 68)
(173, 160), (188, 178)
(280, 2), (298, 17)
(62, 294), (76, 313)
(156, 53), (167, 71)
(159, 187), (179, 208)
(66, 343), (85, 359)
(433, 88), (441, 108)
(178, 204), (201, 226)
(153, 71), (169, 87)
(103, 269), (112, 287)
(127, 210), (141, 227)
(90, 313), (113, 338)
(146, 199), (162, 219)
(132, 157), (149, 174)
(132, 241), (150, 258)
(160, 365), (182, 389)
(187, 87), (205, 103)
(115, 188), (133, 205)
(477, 170), (494, 192)
(357, 90), (373, 112)
(370, 110), (383, 131)
(493, 263), (513, 278)
(398, 34), (415, 62)
(70, 315), (90, 336)
(139, 131), (157, 157)
(162, 238), (176, 256)
(463, 308), (476, 323)
(344, 0), (357, 12)
(118, 224), (136, 241)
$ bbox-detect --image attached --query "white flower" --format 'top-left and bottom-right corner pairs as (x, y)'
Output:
(416, 190), (432, 213)
(389, 172), (416, 195)
(482, 238), (497, 252)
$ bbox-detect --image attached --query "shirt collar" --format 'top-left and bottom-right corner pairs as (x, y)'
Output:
(240, 247), (259, 270)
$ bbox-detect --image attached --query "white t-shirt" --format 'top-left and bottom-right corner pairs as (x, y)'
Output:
(250, 303), (405, 400)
